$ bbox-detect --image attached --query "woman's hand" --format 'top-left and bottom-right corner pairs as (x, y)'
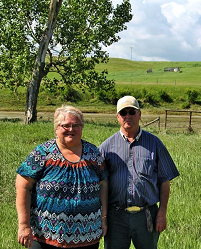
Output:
(18, 225), (33, 248)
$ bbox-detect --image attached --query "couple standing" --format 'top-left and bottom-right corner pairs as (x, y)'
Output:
(16, 96), (179, 249)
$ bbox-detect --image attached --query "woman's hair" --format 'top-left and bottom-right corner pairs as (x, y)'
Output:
(54, 105), (84, 131)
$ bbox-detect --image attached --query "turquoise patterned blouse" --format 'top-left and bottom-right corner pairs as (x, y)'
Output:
(17, 139), (108, 248)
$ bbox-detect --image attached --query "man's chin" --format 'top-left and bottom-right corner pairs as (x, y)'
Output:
(124, 123), (132, 129)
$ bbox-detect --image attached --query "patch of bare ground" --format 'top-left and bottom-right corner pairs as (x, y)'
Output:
(0, 111), (200, 133)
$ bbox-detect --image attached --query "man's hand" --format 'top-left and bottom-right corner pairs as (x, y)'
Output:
(101, 217), (108, 237)
(155, 209), (167, 232)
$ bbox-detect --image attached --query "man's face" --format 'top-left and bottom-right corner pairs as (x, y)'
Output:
(117, 107), (141, 131)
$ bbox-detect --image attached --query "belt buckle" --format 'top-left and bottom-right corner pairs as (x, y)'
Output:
(126, 206), (141, 212)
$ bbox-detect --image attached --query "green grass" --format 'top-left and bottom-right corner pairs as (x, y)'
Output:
(0, 120), (201, 249)
(0, 59), (201, 114)
(95, 59), (201, 84)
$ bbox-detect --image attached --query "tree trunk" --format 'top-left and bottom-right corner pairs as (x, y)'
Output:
(24, 0), (63, 124)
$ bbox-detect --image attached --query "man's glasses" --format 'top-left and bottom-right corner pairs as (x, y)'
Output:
(60, 123), (82, 130)
(119, 109), (137, 116)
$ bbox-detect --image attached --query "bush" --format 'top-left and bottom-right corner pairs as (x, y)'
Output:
(96, 89), (117, 104)
(159, 90), (173, 103)
(59, 87), (82, 102)
(181, 102), (190, 109)
(116, 89), (133, 100)
(141, 88), (159, 106)
(185, 89), (199, 104)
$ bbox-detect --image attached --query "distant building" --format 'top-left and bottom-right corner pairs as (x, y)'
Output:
(147, 69), (152, 73)
(164, 67), (180, 72)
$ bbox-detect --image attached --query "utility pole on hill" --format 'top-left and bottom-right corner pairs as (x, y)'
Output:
(130, 47), (133, 60)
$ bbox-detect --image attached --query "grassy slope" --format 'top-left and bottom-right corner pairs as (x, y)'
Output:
(96, 58), (201, 84)
(1, 59), (201, 113)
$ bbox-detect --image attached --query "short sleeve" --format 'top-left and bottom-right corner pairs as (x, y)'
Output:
(17, 144), (46, 179)
(157, 140), (179, 184)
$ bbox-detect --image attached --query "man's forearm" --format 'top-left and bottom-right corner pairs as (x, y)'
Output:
(159, 180), (170, 212)
(155, 180), (170, 232)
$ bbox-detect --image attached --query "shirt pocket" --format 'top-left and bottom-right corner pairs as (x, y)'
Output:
(135, 157), (157, 177)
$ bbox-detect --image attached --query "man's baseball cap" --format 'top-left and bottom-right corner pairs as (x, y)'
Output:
(117, 96), (140, 113)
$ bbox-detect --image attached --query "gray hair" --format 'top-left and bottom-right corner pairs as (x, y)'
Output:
(54, 105), (84, 131)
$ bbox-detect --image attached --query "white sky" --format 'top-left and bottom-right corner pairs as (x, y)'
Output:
(104, 0), (201, 61)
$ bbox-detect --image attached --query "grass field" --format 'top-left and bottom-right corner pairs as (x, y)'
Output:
(0, 120), (200, 249)
(95, 59), (201, 85)
(0, 59), (201, 248)
(1, 59), (201, 114)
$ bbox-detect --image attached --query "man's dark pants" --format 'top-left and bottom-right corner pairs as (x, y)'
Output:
(104, 204), (160, 249)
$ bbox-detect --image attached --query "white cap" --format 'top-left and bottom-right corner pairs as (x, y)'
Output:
(117, 96), (140, 113)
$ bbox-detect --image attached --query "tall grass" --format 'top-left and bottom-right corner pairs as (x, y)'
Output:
(0, 120), (201, 249)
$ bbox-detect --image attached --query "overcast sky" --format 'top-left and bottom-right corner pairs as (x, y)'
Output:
(104, 0), (201, 61)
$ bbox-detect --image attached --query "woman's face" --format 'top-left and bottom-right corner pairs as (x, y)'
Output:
(55, 113), (83, 147)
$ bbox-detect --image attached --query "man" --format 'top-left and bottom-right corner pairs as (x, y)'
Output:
(99, 96), (179, 249)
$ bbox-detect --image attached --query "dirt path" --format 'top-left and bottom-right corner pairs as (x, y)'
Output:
(0, 111), (200, 131)
(0, 111), (160, 122)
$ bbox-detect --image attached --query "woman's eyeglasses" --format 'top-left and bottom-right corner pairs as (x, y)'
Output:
(60, 124), (82, 130)
(119, 109), (137, 116)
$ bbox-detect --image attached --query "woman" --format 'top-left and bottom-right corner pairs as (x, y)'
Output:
(16, 105), (108, 249)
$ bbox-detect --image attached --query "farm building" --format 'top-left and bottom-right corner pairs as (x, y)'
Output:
(164, 67), (180, 72)
(147, 69), (152, 73)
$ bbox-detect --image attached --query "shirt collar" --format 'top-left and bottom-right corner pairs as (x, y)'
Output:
(120, 127), (142, 142)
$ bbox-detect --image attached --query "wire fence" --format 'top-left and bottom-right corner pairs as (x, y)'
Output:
(143, 110), (201, 133)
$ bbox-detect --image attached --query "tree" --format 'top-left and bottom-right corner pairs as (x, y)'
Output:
(25, 0), (63, 124)
(0, 0), (132, 123)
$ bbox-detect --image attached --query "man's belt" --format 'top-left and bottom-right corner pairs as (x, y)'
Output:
(113, 204), (145, 213)
(126, 206), (145, 212)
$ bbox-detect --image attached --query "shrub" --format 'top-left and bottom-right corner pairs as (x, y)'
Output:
(59, 87), (82, 102)
(185, 89), (199, 104)
(141, 88), (159, 106)
(132, 89), (142, 99)
(181, 102), (190, 109)
(96, 88), (117, 104)
(159, 90), (173, 103)
(116, 89), (133, 99)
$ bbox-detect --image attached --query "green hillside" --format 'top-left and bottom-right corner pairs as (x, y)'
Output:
(1, 59), (201, 114)
(95, 58), (201, 85)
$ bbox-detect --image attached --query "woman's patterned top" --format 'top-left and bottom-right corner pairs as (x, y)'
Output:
(17, 139), (108, 248)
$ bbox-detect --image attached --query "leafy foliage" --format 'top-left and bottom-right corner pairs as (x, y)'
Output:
(159, 90), (173, 103)
(0, 0), (132, 97)
(185, 89), (199, 104)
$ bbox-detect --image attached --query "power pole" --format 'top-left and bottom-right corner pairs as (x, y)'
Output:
(130, 47), (133, 60)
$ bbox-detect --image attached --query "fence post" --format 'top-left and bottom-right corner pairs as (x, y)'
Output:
(165, 110), (168, 129)
(188, 111), (193, 131)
